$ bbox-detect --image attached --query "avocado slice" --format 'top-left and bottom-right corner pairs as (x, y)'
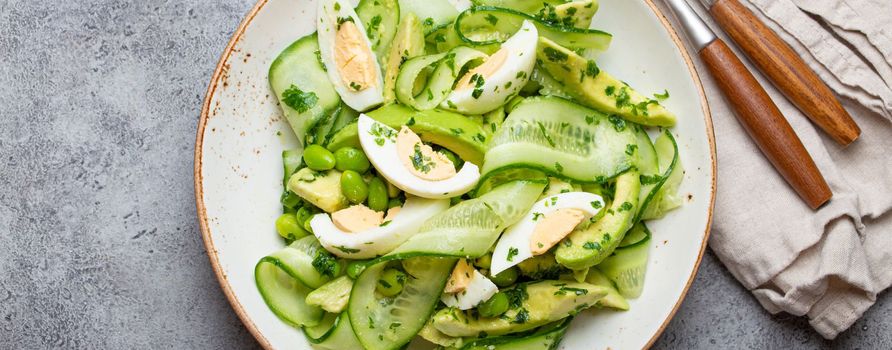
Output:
(305, 276), (353, 313)
(555, 170), (640, 270)
(326, 104), (487, 164)
(431, 281), (607, 337)
(516, 252), (568, 280)
(383, 13), (425, 104)
(536, 37), (676, 127)
(287, 168), (349, 213)
(553, 0), (599, 28)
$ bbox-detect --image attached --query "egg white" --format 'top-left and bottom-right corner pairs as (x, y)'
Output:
(440, 270), (499, 310)
(357, 114), (481, 199)
(490, 192), (605, 275)
(440, 20), (538, 114)
(317, 0), (384, 111)
(311, 196), (450, 259)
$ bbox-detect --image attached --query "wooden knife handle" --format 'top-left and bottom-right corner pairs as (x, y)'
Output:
(711, 0), (861, 146)
(700, 40), (832, 209)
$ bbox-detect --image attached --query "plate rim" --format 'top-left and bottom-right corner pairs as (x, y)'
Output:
(193, 0), (717, 348)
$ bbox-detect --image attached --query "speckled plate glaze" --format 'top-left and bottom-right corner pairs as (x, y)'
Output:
(195, 0), (716, 348)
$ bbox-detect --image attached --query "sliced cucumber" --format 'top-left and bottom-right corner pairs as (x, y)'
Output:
(357, 0), (400, 62)
(633, 125), (660, 221)
(395, 46), (487, 110)
(555, 170), (640, 270)
(460, 317), (573, 350)
(598, 222), (651, 298)
(455, 6), (612, 56)
(385, 180), (545, 259)
(398, 0), (460, 33)
(282, 149), (303, 187)
(306, 312), (364, 349)
(303, 312), (339, 341)
(269, 34), (341, 145)
(584, 268), (629, 310)
(640, 130), (683, 220)
(268, 236), (338, 289)
(617, 216), (648, 248)
(349, 257), (456, 350)
(326, 104), (488, 164)
(481, 96), (636, 185)
(254, 256), (324, 327)
(471, 0), (569, 15)
(384, 13), (426, 103)
(318, 104), (359, 147)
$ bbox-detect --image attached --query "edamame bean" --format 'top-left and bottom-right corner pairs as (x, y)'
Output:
(474, 254), (493, 270)
(303, 145), (336, 170)
(376, 268), (408, 297)
(275, 213), (308, 240)
(367, 177), (389, 212)
(340, 170), (368, 204)
(334, 147), (371, 173)
(489, 267), (518, 287)
(477, 292), (509, 317)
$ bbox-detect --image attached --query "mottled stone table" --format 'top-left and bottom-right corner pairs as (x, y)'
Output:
(0, 1), (888, 348)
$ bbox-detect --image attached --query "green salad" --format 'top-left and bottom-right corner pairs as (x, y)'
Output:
(256, 0), (684, 348)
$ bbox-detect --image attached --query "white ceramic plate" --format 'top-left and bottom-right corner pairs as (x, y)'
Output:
(195, 0), (716, 348)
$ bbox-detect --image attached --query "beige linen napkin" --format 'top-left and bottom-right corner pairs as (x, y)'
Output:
(653, 0), (892, 339)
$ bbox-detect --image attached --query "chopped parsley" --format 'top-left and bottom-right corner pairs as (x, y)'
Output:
(590, 200), (602, 209)
(608, 115), (626, 132)
(367, 15), (383, 39)
(470, 73), (485, 99)
(504, 286), (528, 308)
(450, 128), (464, 136)
(474, 133), (486, 142)
(410, 143), (436, 173)
(542, 47), (568, 62)
(311, 251), (338, 277)
(654, 89), (670, 100)
(554, 162), (564, 172)
(584, 60), (600, 78)
(605, 85), (616, 96)
(484, 14), (499, 25)
(512, 308), (530, 324)
(625, 144), (638, 155)
(423, 17), (434, 27)
(406, 117), (416, 126)
(618, 201), (633, 212)
(583, 241), (601, 250)
(314, 50), (326, 71)
(507, 247), (519, 262)
(349, 81), (363, 90)
(369, 122), (396, 146)
(281, 85), (318, 113)
(532, 212), (544, 221)
(379, 220), (392, 227)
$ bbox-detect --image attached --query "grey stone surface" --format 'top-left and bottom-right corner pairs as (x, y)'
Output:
(0, 0), (888, 349)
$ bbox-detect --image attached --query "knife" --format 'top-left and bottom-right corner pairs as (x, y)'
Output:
(662, 0), (832, 209)
(702, 0), (861, 146)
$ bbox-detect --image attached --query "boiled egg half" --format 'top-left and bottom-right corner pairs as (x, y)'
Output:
(310, 196), (450, 259)
(357, 114), (480, 199)
(441, 260), (498, 310)
(440, 20), (538, 114)
(317, 0), (384, 111)
(490, 192), (605, 275)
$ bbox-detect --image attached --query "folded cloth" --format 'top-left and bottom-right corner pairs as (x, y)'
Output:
(653, 0), (892, 339)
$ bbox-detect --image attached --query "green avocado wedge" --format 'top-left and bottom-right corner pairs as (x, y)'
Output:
(431, 281), (607, 338)
(536, 37), (676, 127)
(326, 104), (488, 164)
(555, 170), (641, 270)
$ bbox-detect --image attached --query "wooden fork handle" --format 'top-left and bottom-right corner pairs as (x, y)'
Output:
(700, 40), (832, 209)
(710, 0), (861, 146)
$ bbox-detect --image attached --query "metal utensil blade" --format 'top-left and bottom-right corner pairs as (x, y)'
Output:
(662, 0), (718, 50)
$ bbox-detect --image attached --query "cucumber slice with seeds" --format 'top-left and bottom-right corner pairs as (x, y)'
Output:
(598, 222), (651, 298)
(254, 256), (324, 328)
(482, 96), (636, 185)
(349, 257), (456, 350)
